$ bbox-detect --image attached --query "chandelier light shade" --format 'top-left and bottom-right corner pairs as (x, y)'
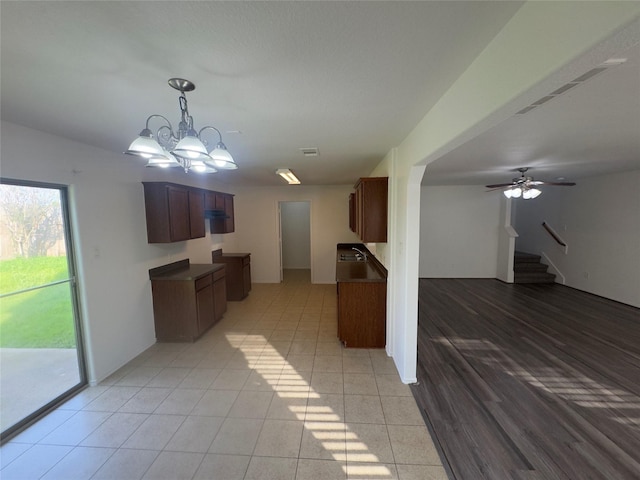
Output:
(125, 78), (238, 174)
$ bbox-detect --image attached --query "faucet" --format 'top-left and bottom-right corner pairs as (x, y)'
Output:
(352, 247), (367, 261)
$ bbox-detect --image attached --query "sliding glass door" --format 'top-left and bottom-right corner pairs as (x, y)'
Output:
(0, 179), (86, 441)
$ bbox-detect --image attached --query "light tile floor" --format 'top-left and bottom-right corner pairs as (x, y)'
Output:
(0, 270), (447, 480)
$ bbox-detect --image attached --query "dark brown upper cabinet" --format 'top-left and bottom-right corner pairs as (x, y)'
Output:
(143, 182), (234, 243)
(206, 191), (235, 234)
(352, 177), (388, 243)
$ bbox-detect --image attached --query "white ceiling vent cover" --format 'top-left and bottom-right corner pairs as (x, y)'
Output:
(516, 60), (625, 115)
(299, 147), (319, 157)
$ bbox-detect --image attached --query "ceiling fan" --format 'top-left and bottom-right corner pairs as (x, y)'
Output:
(486, 167), (576, 199)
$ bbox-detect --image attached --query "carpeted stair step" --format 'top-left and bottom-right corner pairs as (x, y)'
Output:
(514, 271), (556, 284)
(514, 251), (542, 263)
(513, 251), (556, 284)
(514, 262), (549, 272)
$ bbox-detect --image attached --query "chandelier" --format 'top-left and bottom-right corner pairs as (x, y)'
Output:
(125, 78), (238, 173)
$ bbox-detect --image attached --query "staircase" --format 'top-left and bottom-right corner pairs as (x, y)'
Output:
(514, 251), (556, 284)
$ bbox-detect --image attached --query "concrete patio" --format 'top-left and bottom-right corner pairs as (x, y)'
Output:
(0, 348), (82, 433)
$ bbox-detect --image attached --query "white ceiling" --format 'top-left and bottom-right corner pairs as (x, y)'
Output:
(1, 2), (638, 188)
(423, 39), (640, 186)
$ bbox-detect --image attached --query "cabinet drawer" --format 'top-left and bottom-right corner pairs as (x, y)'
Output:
(195, 274), (212, 290)
(213, 267), (226, 282)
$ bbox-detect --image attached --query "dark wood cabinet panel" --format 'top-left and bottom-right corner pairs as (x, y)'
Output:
(195, 280), (215, 335)
(348, 193), (356, 232)
(149, 261), (226, 342)
(143, 183), (188, 243)
(210, 192), (235, 234)
(167, 186), (191, 241)
(337, 281), (386, 348)
(189, 189), (205, 239)
(143, 182), (206, 243)
(213, 267), (227, 321)
(224, 194), (235, 233)
(352, 177), (388, 243)
(144, 182), (234, 243)
(212, 252), (251, 301)
(150, 280), (198, 342)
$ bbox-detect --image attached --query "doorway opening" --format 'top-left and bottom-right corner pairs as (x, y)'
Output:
(0, 179), (87, 442)
(278, 201), (311, 284)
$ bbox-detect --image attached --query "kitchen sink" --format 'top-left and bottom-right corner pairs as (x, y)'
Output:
(338, 253), (366, 262)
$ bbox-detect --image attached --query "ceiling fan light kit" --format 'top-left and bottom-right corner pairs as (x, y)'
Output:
(487, 167), (575, 200)
(125, 78), (238, 174)
(504, 186), (541, 199)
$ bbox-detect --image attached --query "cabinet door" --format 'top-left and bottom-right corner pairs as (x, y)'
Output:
(348, 193), (356, 232)
(215, 193), (226, 211)
(224, 194), (235, 233)
(352, 178), (387, 243)
(195, 278), (215, 335)
(210, 193), (234, 234)
(210, 193), (227, 234)
(205, 192), (216, 210)
(213, 276), (227, 321)
(167, 186), (191, 241)
(337, 281), (386, 348)
(189, 190), (205, 239)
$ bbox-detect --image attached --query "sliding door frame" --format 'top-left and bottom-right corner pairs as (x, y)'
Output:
(0, 178), (88, 443)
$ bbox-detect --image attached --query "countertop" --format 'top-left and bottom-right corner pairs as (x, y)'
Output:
(213, 253), (250, 259)
(149, 260), (225, 282)
(335, 243), (387, 283)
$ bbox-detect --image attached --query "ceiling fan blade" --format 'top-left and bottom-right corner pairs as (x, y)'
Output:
(538, 181), (577, 186)
(485, 182), (515, 188)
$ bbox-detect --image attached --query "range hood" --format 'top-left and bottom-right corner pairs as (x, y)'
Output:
(204, 209), (229, 219)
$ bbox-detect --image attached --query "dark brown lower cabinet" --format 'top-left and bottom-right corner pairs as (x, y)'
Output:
(149, 262), (226, 342)
(337, 281), (386, 348)
(212, 252), (251, 301)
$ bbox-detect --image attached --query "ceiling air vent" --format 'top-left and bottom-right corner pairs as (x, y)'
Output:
(571, 67), (608, 83)
(516, 59), (625, 115)
(531, 95), (555, 106)
(299, 147), (319, 157)
(516, 105), (538, 115)
(549, 82), (579, 96)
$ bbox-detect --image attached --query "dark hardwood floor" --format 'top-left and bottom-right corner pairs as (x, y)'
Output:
(411, 279), (640, 480)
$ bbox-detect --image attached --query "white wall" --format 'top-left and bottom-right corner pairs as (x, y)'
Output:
(419, 185), (501, 278)
(232, 185), (359, 284)
(514, 170), (640, 307)
(1, 121), (239, 384)
(281, 201), (311, 269)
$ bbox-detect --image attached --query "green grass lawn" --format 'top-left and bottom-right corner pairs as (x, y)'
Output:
(0, 256), (76, 348)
